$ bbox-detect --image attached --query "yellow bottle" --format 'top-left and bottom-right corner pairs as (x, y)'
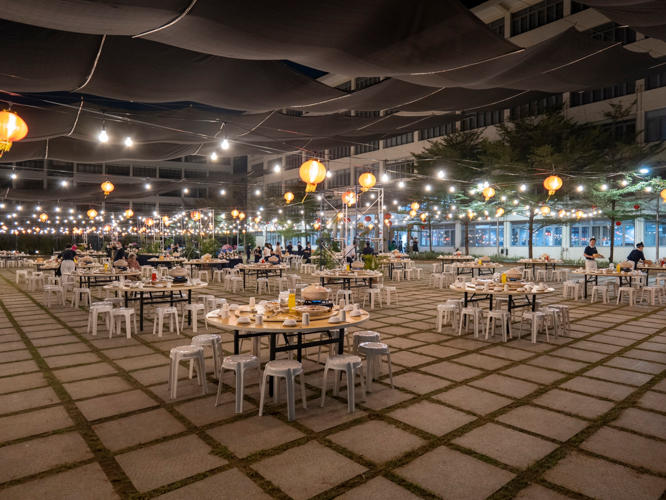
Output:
(501, 273), (506, 283)
(104, 262), (108, 271)
(288, 293), (296, 311)
(616, 263), (621, 273)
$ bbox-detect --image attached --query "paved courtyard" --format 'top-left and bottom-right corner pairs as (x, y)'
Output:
(1, 264), (666, 500)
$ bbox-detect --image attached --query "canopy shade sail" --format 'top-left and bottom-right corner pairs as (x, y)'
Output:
(0, 0), (521, 76)
(580, 0), (666, 42)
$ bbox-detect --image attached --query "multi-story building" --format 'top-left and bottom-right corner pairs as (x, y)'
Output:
(248, 0), (666, 260)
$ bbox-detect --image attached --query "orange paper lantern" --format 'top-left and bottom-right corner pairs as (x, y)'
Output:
(190, 210), (202, 221)
(87, 209), (97, 219)
(495, 207), (505, 217)
(299, 159), (327, 192)
(410, 202), (419, 211)
(101, 181), (114, 196)
(341, 191), (356, 207)
(0, 110), (28, 155)
(540, 206), (551, 215)
(359, 172), (376, 192)
(543, 175), (563, 196)
(409, 209), (416, 217)
(661, 188), (666, 204)
(284, 191), (294, 204)
(124, 209), (134, 218)
(238, 212), (246, 220)
(39, 213), (48, 222)
(231, 209), (239, 218)
(482, 186), (495, 201)
(420, 213), (427, 221)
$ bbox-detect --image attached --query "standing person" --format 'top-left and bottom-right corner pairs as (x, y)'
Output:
(297, 242), (303, 255)
(627, 242), (646, 269)
(57, 243), (76, 277)
(286, 242), (293, 254)
(344, 240), (357, 264)
(412, 237), (419, 254)
(303, 242), (312, 263)
(398, 240), (403, 252)
(362, 241), (374, 256)
(583, 237), (601, 272)
(245, 244), (252, 263)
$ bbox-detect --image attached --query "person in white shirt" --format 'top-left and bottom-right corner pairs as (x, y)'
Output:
(344, 240), (357, 263)
(263, 244), (272, 259)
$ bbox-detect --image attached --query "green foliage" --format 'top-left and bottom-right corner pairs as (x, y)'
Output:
(200, 237), (219, 255)
(139, 241), (161, 254)
(362, 254), (380, 270)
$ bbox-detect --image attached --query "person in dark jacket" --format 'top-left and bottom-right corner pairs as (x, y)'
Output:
(57, 243), (76, 277)
(362, 241), (374, 255)
(627, 242), (646, 269)
(303, 242), (312, 263)
(412, 237), (419, 253)
(114, 244), (126, 262)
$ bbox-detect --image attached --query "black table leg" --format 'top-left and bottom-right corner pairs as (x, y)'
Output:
(188, 290), (192, 326)
(234, 329), (240, 354)
(531, 294), (536, 312)
(338, 328), (345, 354)
(139, 292), (144, 331)
(269, 333), (276, 397)
(297, 333), (303, 362)
(243, 270), (246, 290)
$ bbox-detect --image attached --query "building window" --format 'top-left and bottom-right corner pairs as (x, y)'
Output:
(468, 224), (504, 247)
(589, 22), (636, 45)
(266, 182), (282, 197)
(420, 228), (455, 247)
(329, 146), (351, 160)
(285, 153), (302, 170)
(76, 163), (103, 175)
(511, 223), (562, 246)
(488, 18), (505, 37)
(105, 164), (130, 176)
(15, 160), (43, 170)
(356, 141), (380, 154)
(570, 221), (635, 247)
(601, 119), (636, 141)
(644, 222), (666, 247)
(511, 94), (562, 119)
(183, 155), (208, 164)
(460, 111), (503, 131)
(284, 109), (303, 117)
(132, 166), (156, 178)
(383, 132), (414, 149)
(329, 168), (350, 188)
(646, 70), (666, 91)
(159, 167), (182, 179)
(511, 0), (563, 36)
(16, 179), (44, 190)
(646, 108), (666, 143)
(336, 81), (352, 91)
(355, 77), (381, 90)
(384, 159), (416, 179)
(569, 82), (635, 108)
(571, 1), (589, 14)
(47, 160), (73, 177)
(355, 110), (381, 118)
(419, 123), (455, 141)
(284, 178), (299, 188)
(184, 169), (207, 178)
(250, 162), (264, 173)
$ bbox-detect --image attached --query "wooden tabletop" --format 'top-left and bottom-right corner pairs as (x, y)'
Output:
(102, 282), (208, 292)
(450, 264), (498, 269)
(313, 271), (383, 278)
(207, 308), (370, 333)
(438, 255), (475, 260)
(147, 258), (185, 262)
(571, 271), (647, 277)
(65, 270), (141, 277)
(183, 259), (229, 264)
(236, 264), (290, 270)
(519, 259), (563, 264)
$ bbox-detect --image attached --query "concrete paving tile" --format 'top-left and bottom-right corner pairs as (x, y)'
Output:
(650, 380), (666, 393)
(396, 446), (514, 500)
(63, 376), (133, 400)
(613, 408), (666, 440)
(639, 342), (666, 352)
(623, 349), (666, 363)
(0, 349), (32, 363)
(410, 344), (465, 359)
(496, 405), (588, 441)
(76, 389), (159, 421)
(382, 337), (426, 350)
(433, 385), (513, 415)
(93, 408), (186, 451)
(329, 420), (426, 463)
(605, 357), (666, 375)
(89, 337), (140, 349)
(585, 366), (653, 386)
(408, 332), (449, 343)
(208, 415), (305, 458)
(582, 427), (666, 474)
(30, 334), (79, 345)
(470, 374), (539, 398)
(115, 435), (227, 493)
(588, 334), (636, 347)
(153, 468), (272, 500)
(285, 398), (366, 432)
(52, 362), (118, 383)
(605, 330), (648, 341)
(0, 386), (60, 415)
(453, 423), (558, 469)
(637, 391), (666, 413)
(389, 400), (476, 436)
(544, 451), (666, 500)
(560, 377), (636, 401)
(483, 345), (534, 361)
(114, 353), (170, 371)
(550, 347), (607, 363)
(453, 353), (513, 370)
(0, 432), (93, 483)
(0, 359), (39, 376)
(420, 360), (483, 381)
(175, 394), (256, 426)
(444, 338), (489, 350)
(0, 463), (119, 500)
(533, 389), (614, 418)
(0, 405), (73, 443)
(502, 365), (566, 385)
(251, 441), (366, 500)
(514, 484), (576, 500)
(103, 345), (156, 360)
(335, 476), (420, 500)
(0, 371), (47, 394)
(389, 350), (436, 367)
(353, 384), (414, 410)
(392, 371), (452, 394)
(37, 343), (91, 357)
(44, 352), (102, 368)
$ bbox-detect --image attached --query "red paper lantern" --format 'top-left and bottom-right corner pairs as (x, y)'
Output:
(616, 221), (622, 226)
(364, 216), (371, 222)
(420, 225), (425, 230)
(634, 204), (640, 210)
(384, 213), (391, 220)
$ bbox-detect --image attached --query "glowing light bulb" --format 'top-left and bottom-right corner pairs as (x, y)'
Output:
(211, 151), (218, 160)
(221, 138), (230, 150)
(98, 128), (108, 143)
(124, 136), (133, 147)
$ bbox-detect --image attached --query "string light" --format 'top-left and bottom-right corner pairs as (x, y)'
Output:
(210, 151), (218, 160)
(124, 136), (133, 146)
(221, 138), (230, 149)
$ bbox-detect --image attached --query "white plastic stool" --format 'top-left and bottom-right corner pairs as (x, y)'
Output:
(459, 307), (484, 337)
(216, 353), (261, 413)
(640, 286), (662, 306)
(485, 310), (512, 342)
(563, 281), (582, 300)
(276, 277), (289, 292)
(522, 268), (534, 281)
(182, 303), (207, 332)
(43, 285), (65, 307)
(617, 286), (636, 306)
(392, 269), (404, 281)
(257, 278), (270, 294)
(213, 269), (224, 282)
(111, 307), (137, 339)
(320, 354), (366, 413)
(28, 274), (45, 291)
(198, 270), (210, 282)
(358, 342), (393, 392)
(436, 304), (458, 332)
(259, 360), (307, 421)
(362, 288), (383, 309)
(168, 345), (207, 398)
(403, 268), (413, 280)
(71, 288), (91, 308)
(190, 333), (222, 379)
(231, 277), (244, 293)
(15, 269), (28, 284)
(352, 331), (380, 355)
(152, 306), (180, 337)
(336, 289), (353, 305)
(518, 311), (547, 343)
(536, 269), (548, 282)
(87, 302), (114, 336)
(542, 308), (560, 339)
(591, 285), (608, 304)
(383, 286), (398, 305)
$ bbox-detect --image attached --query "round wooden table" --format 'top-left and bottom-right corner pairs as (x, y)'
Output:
(313, 270), (382, 290)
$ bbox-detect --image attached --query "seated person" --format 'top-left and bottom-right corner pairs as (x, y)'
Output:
(127, 252), (141, 270)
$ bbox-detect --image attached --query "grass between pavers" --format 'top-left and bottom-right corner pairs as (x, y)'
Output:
(1, 268), (666, 500)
